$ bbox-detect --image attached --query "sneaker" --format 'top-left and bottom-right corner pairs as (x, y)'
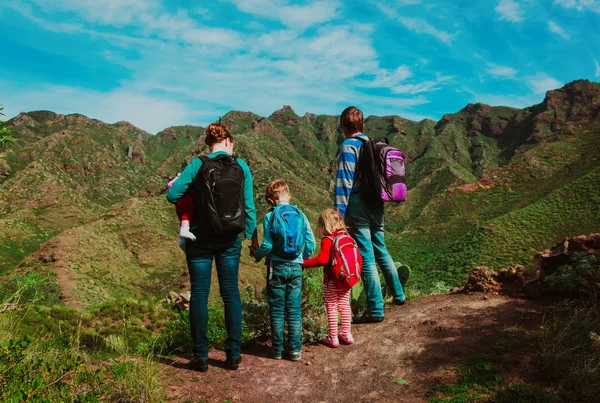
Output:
(352, 314), (384, 324)
(394, 299), (406, 306)
(273, 351), (282, 360)
(190, 358), (208, 372)
(339, 333), (355, 345)
(289, 351), (302, 361)
(226, 356), (242, 370)
(322, 335), (340, 348)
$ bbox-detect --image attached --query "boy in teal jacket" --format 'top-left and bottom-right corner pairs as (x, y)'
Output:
(251, 179), (315, 361)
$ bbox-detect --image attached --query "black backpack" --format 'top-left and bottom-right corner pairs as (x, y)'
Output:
(357, 137), (407, 206)
(194, 154), (245, 237)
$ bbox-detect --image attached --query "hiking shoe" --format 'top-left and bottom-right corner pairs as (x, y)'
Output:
(394, 298), (406, 306)
(322, 335), (340, 348)
(226, 356), (242, 370)
(190, 358), (208, 372)
(352, 314), (384, 324)
(289, 351), (302, 361)
(339, 333), (355, 345)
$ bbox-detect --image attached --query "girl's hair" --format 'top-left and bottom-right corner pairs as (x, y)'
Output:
(317, 208), (347, 235)
(205, 122), (234, 146)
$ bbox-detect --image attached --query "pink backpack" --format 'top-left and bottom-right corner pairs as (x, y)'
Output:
(357, 137), (407, 204)
(327, 232), (363, 290)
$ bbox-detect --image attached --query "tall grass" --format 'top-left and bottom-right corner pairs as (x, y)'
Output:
(0, 276), (169, 402)
(538, 310), (600, 402)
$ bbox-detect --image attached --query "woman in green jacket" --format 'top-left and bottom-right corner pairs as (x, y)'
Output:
(167, 123), (257, 372)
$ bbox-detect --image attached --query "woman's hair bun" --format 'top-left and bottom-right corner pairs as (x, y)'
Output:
(205, 123), (233, 146)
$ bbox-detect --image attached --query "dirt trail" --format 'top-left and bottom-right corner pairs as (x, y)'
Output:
(162, 293), (550, 403)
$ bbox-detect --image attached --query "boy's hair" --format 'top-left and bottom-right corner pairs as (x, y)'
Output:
(205, 123), (234, 146)
(340, 106), (364, 135)
(265, 179), (290, 204)
(317, 208), (347, 236)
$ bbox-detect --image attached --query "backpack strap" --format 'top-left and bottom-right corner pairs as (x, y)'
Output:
(269, 205), (279, 236)
(355, 136), (388, 144)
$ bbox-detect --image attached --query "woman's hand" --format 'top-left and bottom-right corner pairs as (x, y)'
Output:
(249, 237), (259, 259)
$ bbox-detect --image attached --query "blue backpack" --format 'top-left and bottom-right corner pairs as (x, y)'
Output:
(271, 204), (305, 259)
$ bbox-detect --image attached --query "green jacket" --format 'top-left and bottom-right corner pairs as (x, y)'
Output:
(166, 151), (257, 239)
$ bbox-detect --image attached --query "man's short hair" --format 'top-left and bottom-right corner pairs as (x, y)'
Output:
(340, 106), (364, 135)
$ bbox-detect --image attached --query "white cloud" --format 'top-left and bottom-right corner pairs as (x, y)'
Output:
(495, 0), (525, 22)
(526, 73), (562, 94)
(594, 59), (600, 77)
(391, 75), (453, 94)
(224, 0), (341, 30)
(4, 1), (433, 129)
(19, 0), (243, 49)
(245, 21), (265, 30)
(373, 0), (421, 19)
(28, 0), (159, 26)
(548, 20), (571, 39)
(486, 63), (518, 78)
(193, 7), (212, 19)
(0, 81), (195, 133)
(395, 0), (422, 5)
(357, 66), (413, 88)
(398, 17), (457, 44)
(554, 0), (600, 13)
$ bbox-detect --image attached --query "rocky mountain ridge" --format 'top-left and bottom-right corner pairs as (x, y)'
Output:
(1, 79), (599, 305)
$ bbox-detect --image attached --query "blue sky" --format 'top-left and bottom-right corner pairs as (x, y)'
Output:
(1, 0), (599, 133)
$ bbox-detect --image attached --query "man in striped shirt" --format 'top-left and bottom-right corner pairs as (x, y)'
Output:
(335, 106), (406, 324)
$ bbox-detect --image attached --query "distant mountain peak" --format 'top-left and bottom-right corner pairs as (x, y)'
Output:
(270, 105), (299, 117)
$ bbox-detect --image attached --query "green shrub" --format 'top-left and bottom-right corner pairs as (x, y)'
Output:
(241, 284), (270, 342)
(149, 310), (192, 355)
(0, 335), (105, 402)
(104, 357), (166, 403)
(241, 271), (326, 345)
(0, 272), (61, 305)
(300, 269), (326, 343)
(0, 105), (15, 149)
(544, 253), (600, 304)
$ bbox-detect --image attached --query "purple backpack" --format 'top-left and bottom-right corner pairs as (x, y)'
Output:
(357, 137), (407, 205)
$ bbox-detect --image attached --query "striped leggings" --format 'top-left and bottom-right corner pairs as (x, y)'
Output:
(324, 281), (352, 337)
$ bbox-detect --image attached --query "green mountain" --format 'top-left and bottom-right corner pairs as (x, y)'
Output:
(1, 79), (599, 305)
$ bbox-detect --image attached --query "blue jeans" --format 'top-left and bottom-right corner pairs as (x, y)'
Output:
(345, 196), (405, 317)
(186, 237), (242, 361)
(266, 261), (303, 356)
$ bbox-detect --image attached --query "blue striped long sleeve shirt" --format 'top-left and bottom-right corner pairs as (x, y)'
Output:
(335, 133), (368, 217)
